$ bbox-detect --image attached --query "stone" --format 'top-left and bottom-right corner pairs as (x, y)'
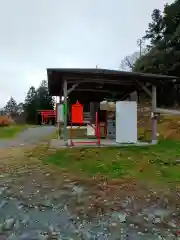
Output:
(112, 212), (127, 223)
(48, 224), (55, 232)
(14, 219), (20, 230)
(0, 200), (7, 209)
(7, 233), (20, 240)
(72, 186), (84, 195)
(21, 215), (30, 225)
(0, 187), (6, 195)
(110, 222), (117, 227)
(120, 200), (129, 208)
(44, 199), (54, 208)
(3, 218), (15, 230)
(0, 223), (4, 233)
(154, 209), (171, 220)
(168, 221), (177, 228)
(18, 231), (48, 240)
(153, 217), (161, 224)
(45, 173), (51, 177)
(81, 230), (93, 240)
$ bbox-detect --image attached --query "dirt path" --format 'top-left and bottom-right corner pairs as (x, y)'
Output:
(0, 146), (179, 239)
(0, 126), (56, 149)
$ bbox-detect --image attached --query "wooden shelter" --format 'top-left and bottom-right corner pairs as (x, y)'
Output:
(47, 68), (178, 145)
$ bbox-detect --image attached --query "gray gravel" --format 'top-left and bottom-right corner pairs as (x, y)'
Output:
(0, 173), (179, 240)
(0, 126), (56, 148)
(0, 126), (179, 239)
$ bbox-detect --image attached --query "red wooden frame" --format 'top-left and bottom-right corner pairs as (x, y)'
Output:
(39, 110), (56, 124)
(70, 111), (101, 146)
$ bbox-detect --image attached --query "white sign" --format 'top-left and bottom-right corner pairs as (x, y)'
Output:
(56, 104), (64, 122)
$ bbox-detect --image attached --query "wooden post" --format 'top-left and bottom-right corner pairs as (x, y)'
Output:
(152, 85), (157, 143)
(57, 97), (60, 140)
(63, 78), (68, 145)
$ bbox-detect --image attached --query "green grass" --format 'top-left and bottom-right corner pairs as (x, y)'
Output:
(44, 140), (180, 184)
(0, 124), (29, 139)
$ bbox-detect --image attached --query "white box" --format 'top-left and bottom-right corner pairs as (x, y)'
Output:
(87, 125), (95, 136)
(116, 101), (137, 143)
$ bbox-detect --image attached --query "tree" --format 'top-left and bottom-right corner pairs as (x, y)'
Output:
(120, 52), (140, 71)
(17, 102), (24, 115)
(36, 80), (54, 110)
(120, 48), (148, 71)
(133, 0), (180, 106)
(0, 108), (5, 116)
(143, 9), (164, 48)
(24, 81), (54, 124)
(24, 86), (37, 123)
(137, 0), (180, 75)
(4, 97), (18, 116)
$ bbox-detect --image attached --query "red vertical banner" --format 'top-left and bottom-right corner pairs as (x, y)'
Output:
(71, 101), (84, 124)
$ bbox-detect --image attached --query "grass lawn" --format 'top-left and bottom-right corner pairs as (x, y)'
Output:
(44, 140), (180, 184)
(0, 124), (29, 139)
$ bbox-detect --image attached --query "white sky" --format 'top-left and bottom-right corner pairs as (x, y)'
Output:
(0, 0), (174, 107)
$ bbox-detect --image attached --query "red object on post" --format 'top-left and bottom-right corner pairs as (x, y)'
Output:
(69, 101), (101, 146)
(71, 101), (83, 124)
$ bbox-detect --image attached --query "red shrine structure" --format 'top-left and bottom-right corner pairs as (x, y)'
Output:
(38, 109), (56, 124)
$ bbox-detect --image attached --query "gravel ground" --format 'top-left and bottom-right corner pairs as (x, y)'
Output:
(0, 127), (179, 239)
(0, 166), (179, 240)
(0, 126), (56, 148)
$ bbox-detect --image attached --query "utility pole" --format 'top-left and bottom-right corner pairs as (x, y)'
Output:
(137, 38), (143, 57)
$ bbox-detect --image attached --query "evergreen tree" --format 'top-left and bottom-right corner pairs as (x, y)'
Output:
(132, 0), (180, 106)
(24, 86), (37, 123)
(17, 102), (24, 115)
(4, 97), (18, 116)
(24, 81), (54, 124)
(134, 0), (180, 76)
(36, 80), (54, 110)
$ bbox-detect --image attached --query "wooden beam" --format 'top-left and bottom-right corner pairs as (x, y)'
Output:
(137, 81), (152, 97)
(63, 78), (68, 146)
(67, 78), (136, 85)
(72, 88), (120, 94)
(67, 83), (79, 95)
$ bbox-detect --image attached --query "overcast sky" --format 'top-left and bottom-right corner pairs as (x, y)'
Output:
(0, 0), (174, 107)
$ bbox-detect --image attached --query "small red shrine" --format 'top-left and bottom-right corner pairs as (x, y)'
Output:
(38, 110), (56, 124)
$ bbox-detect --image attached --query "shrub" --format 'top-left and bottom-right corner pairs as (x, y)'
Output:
(0, 116), (11, 126)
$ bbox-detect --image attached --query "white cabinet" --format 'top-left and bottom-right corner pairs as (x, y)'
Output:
(116, 101), (137, 143)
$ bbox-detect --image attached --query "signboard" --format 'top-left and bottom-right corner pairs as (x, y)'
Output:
(56, 103), (64, 122)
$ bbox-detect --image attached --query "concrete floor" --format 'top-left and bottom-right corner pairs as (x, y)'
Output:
(50, 138), (154, 149)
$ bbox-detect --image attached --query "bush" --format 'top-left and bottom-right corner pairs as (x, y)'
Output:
(0, 116), (12, 126)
